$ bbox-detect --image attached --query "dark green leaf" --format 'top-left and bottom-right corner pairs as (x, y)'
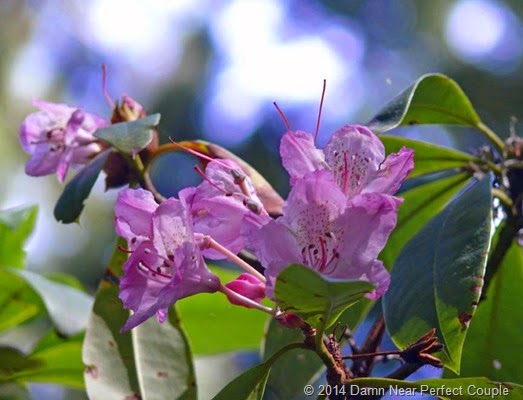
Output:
(10, 269), (93, 336)
(83, 240), (196, 400)
(455, 241), (523, 383)
(262, 298), (372, 400)
(275, 265), (374, 336)
(350, 377), (523, 399)
(213, 343), (305, 400)
(94, 114), (160, 154)
(381, 135), (475, 178)
(383, 174), (493, 373)
(54, 148), (111, 223)
(368, 73), (481, 133)
(381, 173), (471, 269)
(0, 206), (37, 269)
(178, 266), (269, 354)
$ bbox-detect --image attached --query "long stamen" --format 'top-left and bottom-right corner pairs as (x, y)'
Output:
(273, 102), (292, 131)
(314, 79), (327, 144)
(219, 284), (275, 315)
(206, 237), (266, 283)
(101, 64), (115, 109)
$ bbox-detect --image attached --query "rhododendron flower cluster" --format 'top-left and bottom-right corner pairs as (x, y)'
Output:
(18, 95), (414, 332)
(111, 124), (412, 329)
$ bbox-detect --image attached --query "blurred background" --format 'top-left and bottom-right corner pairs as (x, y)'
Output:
(1, 0), (522, 398)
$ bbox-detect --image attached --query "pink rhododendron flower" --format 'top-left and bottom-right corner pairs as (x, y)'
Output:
(246, 171), (399, 300)
(281, 124), (414, 197)
(19, 100), (107, 182)
(225, 273), (266, 307)
(181, 158), (271, 259)
(115, 188), (220, 331)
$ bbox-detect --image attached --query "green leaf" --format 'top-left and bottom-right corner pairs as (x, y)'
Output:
(383, 174), (493, 373)
(94, 114), (160, 154)
(261, 298), (372, 400)
(9, 334), (85, 389)
(380, 172), (472, 269)
(381, 135), (475, 178)
(213, 343), (305, 400)
(83, 240), (196, 400)
(368, 73), (481, 133)
(274, 264), (374, 336)
(10, 269), (93, 336)
(54, 148), (111, 223)
(0, 270), (44, 334)
(455, 241), (523, 383)
(349, 377), (523, 399)
(0, 206), (37, 269)
(178, 266), (269, 354)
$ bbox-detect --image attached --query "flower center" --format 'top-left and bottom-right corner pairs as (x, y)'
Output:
(300, 232), (340, 274)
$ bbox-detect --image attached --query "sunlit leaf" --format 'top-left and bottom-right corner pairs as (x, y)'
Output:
(275, 264), (373, 336)
(383, 174), (493, 373)
(54, 148), (111, 223)
(0, 205), (37, 269)
(454, 241), (523, 384)
(94, 114), (160, 154)
(368, 73), (481, 133)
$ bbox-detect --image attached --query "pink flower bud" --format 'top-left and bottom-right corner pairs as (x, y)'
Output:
(225, 273), (266, 307)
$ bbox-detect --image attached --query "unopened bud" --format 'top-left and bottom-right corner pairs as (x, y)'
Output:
(225, 273), (265, 307)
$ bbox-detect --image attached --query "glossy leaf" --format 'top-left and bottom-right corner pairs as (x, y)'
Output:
(213, 343), (305, 400)
(383, 174), (493, 373)
(456, 241), (523, 383)
(368, 73), (481, 133)
(10, 269), (93, 336)
(380, 172), (472, 269)
(381, 135), (475, 178)
(0, 205), (37, 269)
(94, 114), (160, 154)
(274, 264), (374, 336)
(54, 148), (111, 223)
(177, 140), (284, 215)
(350, 377), (523, 399)
(83, 239), (196, 400)
(178, 266), (269, 354)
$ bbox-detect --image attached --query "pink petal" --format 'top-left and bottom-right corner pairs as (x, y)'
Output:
(115, 189), (157, 248)
(364, 147), (415, 195)
(151, 198), (191, 258)
(333, 193), (402, 268)
(280, 130), (327, 184)
(324, 125), (384, 197)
